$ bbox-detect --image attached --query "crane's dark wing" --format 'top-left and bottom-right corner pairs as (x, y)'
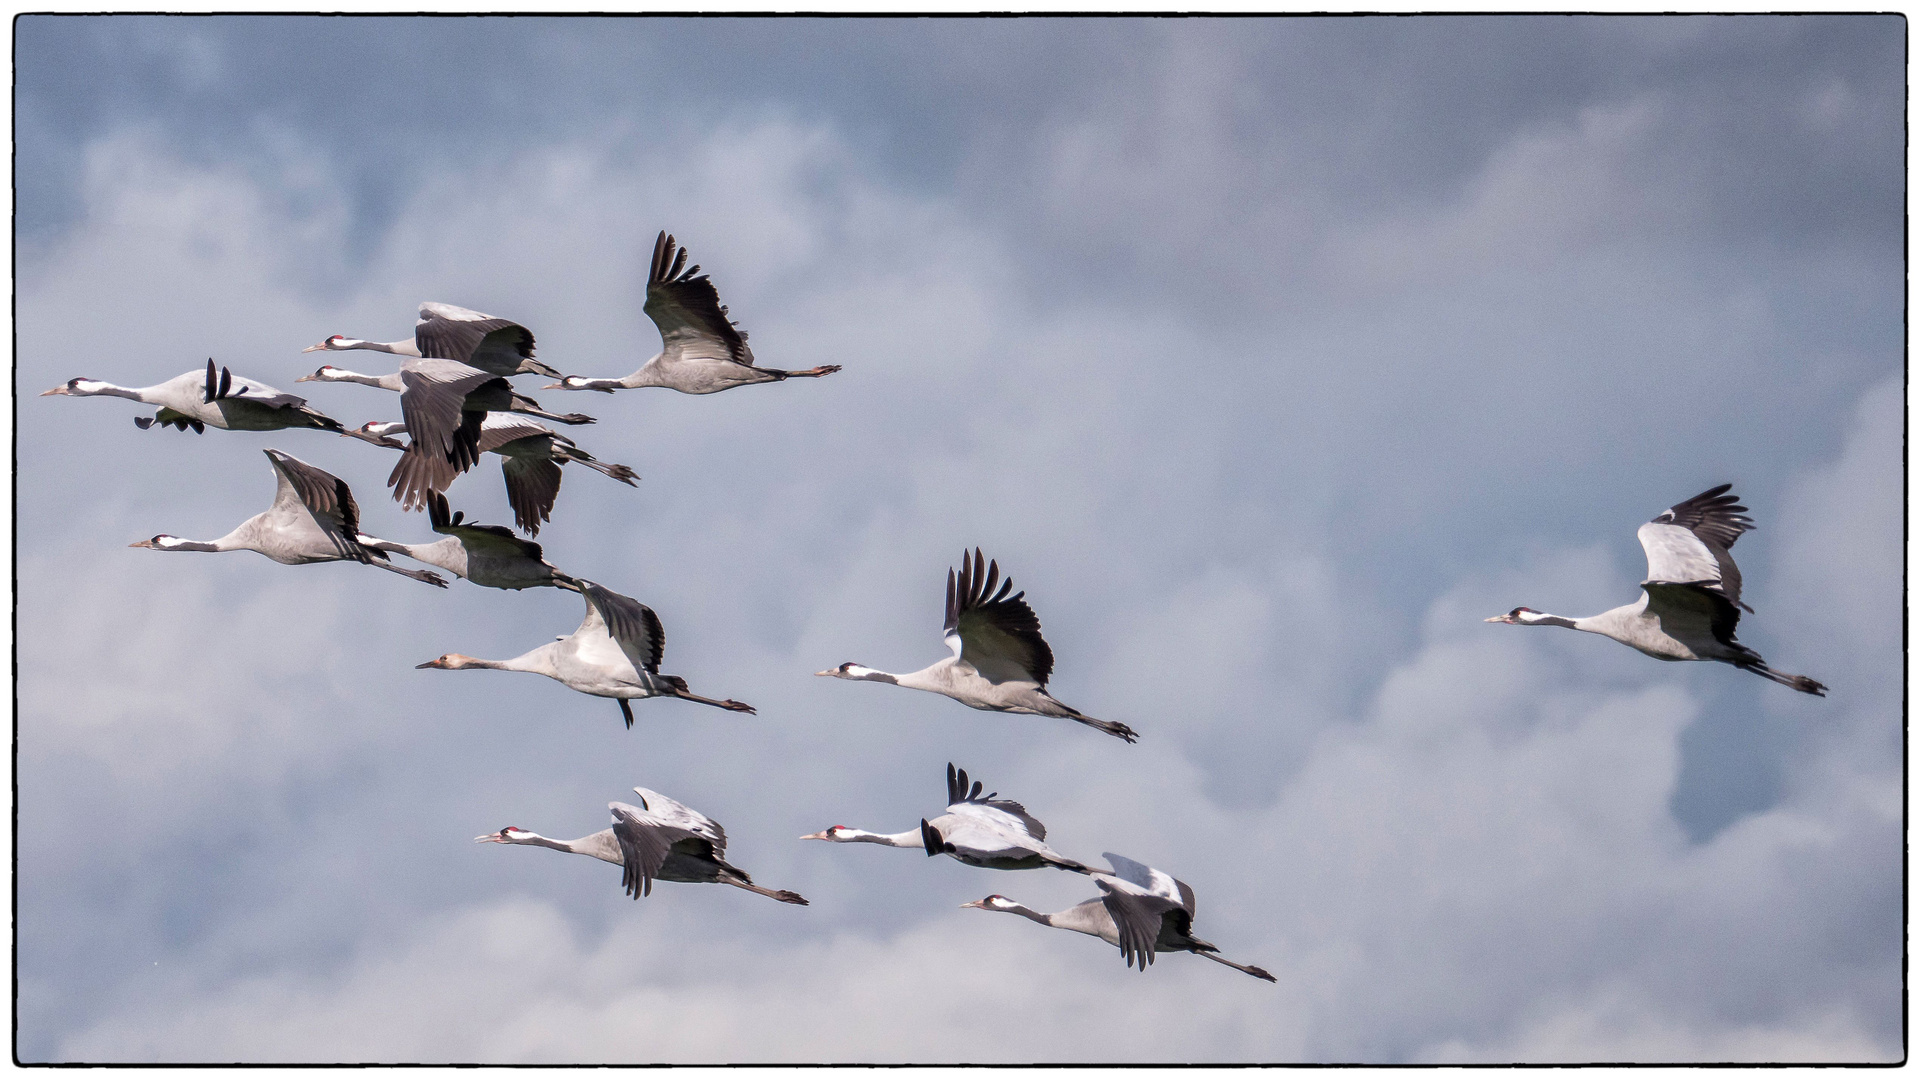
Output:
(474, 414), (555, 455)
(397, 359), (500, 469)
(1654, 484), (1754, 550)
(1100, 853), (1196, 918)
(414, 303), (543, 376)
(500, 454), (563, 538)
(386, 445), (460, 512)
(1095, 876), (1183, 971)
(642, 231), (755, 368)
(944, 548), (1055, 685)
(1642, 582), (1747, 652)
(213, 366), (310, 409)
(426, 492), (545, 560)
(1639, 485), (1754, 613)
(609, 801), (700, 899)
(944, 763), (1048, 840)
(264, 449), (360, 536)
(578, 581), (666, 673)
(631, 786), (728, 859)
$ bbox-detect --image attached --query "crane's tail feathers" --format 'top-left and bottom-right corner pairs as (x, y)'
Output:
(1741, 662), (1828, 696)
(1197, 949), (1277, 982)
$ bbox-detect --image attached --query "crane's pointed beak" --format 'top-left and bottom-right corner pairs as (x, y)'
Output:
(474, 832), (507, 843)
(127, 539), (154, 549)
(959, 899), (988, 909)
(799, 831), (831, 841)
(40, 385), (70, 396)
(1485, 614), (1512, 623)
(301, 342), (329, 353)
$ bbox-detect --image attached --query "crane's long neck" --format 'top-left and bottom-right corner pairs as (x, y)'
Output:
(830, 664), (901, 685)
(323, 368), (406, 392)
(437, 646), (560, 677)
(335, 337), (422, 357)
(359, 535), (462, 575)
(505, 830), (623, 865)
(146, 524), (257, 554)
(73, 380), (156, 402)
(835, 828), (923, 848)
(995, 899), (1109, 940)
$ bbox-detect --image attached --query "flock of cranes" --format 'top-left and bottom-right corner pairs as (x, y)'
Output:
(47, 227), (1829, 1000)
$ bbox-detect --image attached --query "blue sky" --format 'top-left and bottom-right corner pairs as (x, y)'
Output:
(15, 15), (1903, 1062)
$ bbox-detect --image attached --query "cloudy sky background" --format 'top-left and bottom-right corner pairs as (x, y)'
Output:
(14, 16), (1903, 1063)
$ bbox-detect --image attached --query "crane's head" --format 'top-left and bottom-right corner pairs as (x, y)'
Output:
(342, 420), (408, 449)
(127, 535), (186, 550)
(41, 377), (106, 396)
(475, 827), (533, 844)
(814, 663), (894, 683)
(294, 364), (344, 383)
(960, 895), (1020, 912)
(417, 653), (482, 670)
(799, 826), (853, 842)
(302, 335), (357, 354)
(1486, 607), (1540, 625)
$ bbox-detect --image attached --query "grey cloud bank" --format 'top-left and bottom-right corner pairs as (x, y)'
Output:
(16, 15), (1902, 1062)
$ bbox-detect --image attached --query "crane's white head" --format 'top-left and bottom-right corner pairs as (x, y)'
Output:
(960, 895), (1021, 911)
(799, 826), (854, 842)
(343, 421), (408, 448)
(302, 335), (361, 354)
(41, 377), (108, 396)
(417, 653), (483, 670)
(475, 827), (532, 844)
(815, 663), (895, 683)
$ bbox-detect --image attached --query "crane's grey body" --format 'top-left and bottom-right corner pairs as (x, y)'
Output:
(305, 302), (562, 378)
(803, 763), (1091, 873)
(818, 548), (1139, 742)
(44, 361), (342, 433)
(359, 492), (577, 591)
(1489, 485), (1826, 695)
(128, 448), (446, 587)
(964, 853), (1276, 981)
(346, 414), (636, 536)
(477, 786), (806, 905)
(547, 232), (841, 395)
(416, 579), (754, 726)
